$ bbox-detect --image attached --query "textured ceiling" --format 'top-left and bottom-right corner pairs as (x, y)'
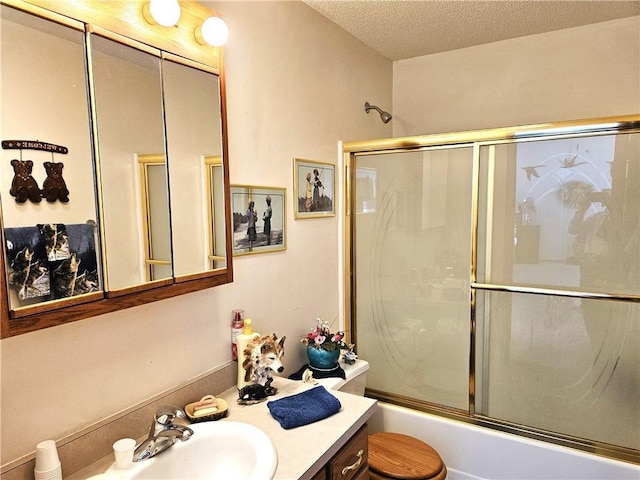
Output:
(303, 0), (640, 61)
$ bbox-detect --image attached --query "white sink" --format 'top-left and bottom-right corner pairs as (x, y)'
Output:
(109, 421), (277, 480)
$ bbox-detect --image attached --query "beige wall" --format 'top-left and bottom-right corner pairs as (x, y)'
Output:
(0, 18), (96, 228)
(387, 14), (640, 455)
(0, 1), (392, 467)
(393, 16), (640, 137)
(3, 3), (639, 472)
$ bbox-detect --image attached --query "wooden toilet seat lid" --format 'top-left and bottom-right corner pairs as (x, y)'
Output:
(369, 432), (445, 480)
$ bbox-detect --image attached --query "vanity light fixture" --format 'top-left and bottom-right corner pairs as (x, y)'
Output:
(142, 0), (181, 27)
(195, 16), (229, 47)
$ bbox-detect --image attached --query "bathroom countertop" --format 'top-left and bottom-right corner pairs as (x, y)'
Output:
(217, 376), (377, 479)
(68, 376), (376, 480)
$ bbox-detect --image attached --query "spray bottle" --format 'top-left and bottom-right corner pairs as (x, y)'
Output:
(236, 319), (259, 389)
(231, 309), (244, 361)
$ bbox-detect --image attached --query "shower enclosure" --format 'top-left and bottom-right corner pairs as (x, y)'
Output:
(344, 115), (640, 463)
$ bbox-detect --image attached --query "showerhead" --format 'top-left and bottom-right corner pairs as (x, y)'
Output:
(364, 101), (392, 124)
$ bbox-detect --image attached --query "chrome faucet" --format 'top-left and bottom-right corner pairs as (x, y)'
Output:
(133, 406), (194, 462)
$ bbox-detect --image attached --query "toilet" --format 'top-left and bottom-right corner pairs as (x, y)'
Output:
(317, 359), (447, 480)
(315, 358), (370, 395)
(368, 432), (447, 480)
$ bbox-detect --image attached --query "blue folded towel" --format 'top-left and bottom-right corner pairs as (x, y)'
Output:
(267, 386), (342, 429)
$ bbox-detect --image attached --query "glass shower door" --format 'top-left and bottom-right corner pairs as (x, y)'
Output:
(353, 146), (474, 411)
(475, 133), (640, 451)
(347, 117), (640, 462)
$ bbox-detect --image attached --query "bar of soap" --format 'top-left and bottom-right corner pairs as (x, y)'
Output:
(194, 395), (218, 413)
(193, 405), (218, 417)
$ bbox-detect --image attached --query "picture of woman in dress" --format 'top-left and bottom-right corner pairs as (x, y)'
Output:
(295, 159), (335, 218)
(263, 196), (272, 245)
(312, 168), (323, 211)
(247, 201), (257, 245)
(305, 172), (313, 212)
(232, 187), (286, 254)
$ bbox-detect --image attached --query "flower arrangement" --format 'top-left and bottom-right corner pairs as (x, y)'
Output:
(301, 317), (357, 365)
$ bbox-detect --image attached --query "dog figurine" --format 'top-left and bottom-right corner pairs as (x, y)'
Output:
(242, 333), (286, 392)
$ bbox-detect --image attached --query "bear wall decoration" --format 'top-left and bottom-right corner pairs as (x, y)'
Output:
(42, 161), (70, 203)
(9, 159), (42, 204)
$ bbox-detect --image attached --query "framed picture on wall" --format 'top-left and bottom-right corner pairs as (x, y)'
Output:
(231, 185), (286, 256)
(293, 158), (335, 218)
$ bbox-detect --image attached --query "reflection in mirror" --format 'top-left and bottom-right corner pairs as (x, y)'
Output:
(1, 5), (102, 314)
(138, 154), (172, 281)
(89, 33), (172, 292)
(355, 167), (378, 214)
(205, 156), (227, 270)
(478, 132), (640, 296)
(162, 58), (225, 278)
(1, 1), (232, 337)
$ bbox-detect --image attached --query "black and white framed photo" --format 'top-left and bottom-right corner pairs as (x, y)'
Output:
(293, 158), (335, 218)
(231, 185), (286, 255)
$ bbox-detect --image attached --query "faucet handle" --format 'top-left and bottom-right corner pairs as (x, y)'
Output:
(157, 425), (194, 441)
(154, 406), (185, 426)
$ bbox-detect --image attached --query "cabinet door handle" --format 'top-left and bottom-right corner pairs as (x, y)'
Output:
(341, 449), (364, 476)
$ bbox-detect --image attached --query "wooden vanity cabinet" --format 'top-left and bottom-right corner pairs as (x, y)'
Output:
(312, 424), (369, 480)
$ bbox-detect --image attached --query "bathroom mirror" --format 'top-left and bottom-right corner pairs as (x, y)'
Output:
(162, 57), (227, 278)
(1, 0), (233, 337)
(0, 4), (103, 318)
(90, 32), (173, 292)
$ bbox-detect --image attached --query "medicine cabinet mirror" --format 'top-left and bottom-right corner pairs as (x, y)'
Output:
(162, 58), (226, 279)
(90, 33), (172, 292)
(0, 0), (232, 337)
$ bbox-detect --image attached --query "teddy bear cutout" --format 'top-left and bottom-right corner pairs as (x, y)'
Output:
(9, 159), (42, 204)
(42, 161), (70, 203)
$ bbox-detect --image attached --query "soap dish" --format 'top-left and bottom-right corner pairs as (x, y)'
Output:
(185, 395), (229, 423)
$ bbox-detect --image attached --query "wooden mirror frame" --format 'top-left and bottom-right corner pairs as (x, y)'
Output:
(0, 0), (233, 338)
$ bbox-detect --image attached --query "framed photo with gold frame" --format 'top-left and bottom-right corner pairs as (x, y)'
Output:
(293, 158), (335, 218)
(231, 185), (286, 256)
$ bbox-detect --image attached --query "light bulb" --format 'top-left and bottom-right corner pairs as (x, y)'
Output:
(199, 16), (229, 46)
(148, 0), (181, 27)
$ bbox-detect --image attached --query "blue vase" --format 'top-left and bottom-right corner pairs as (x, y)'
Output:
(307, 345), (340, 370)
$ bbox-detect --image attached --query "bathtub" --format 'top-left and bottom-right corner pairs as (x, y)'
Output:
(368, 402), (640, 480)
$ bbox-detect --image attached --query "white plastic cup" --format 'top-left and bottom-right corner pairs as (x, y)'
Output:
(34, 440), (62, 480)
(113, 438), (136, 469)
(34, 467), (62, 480)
